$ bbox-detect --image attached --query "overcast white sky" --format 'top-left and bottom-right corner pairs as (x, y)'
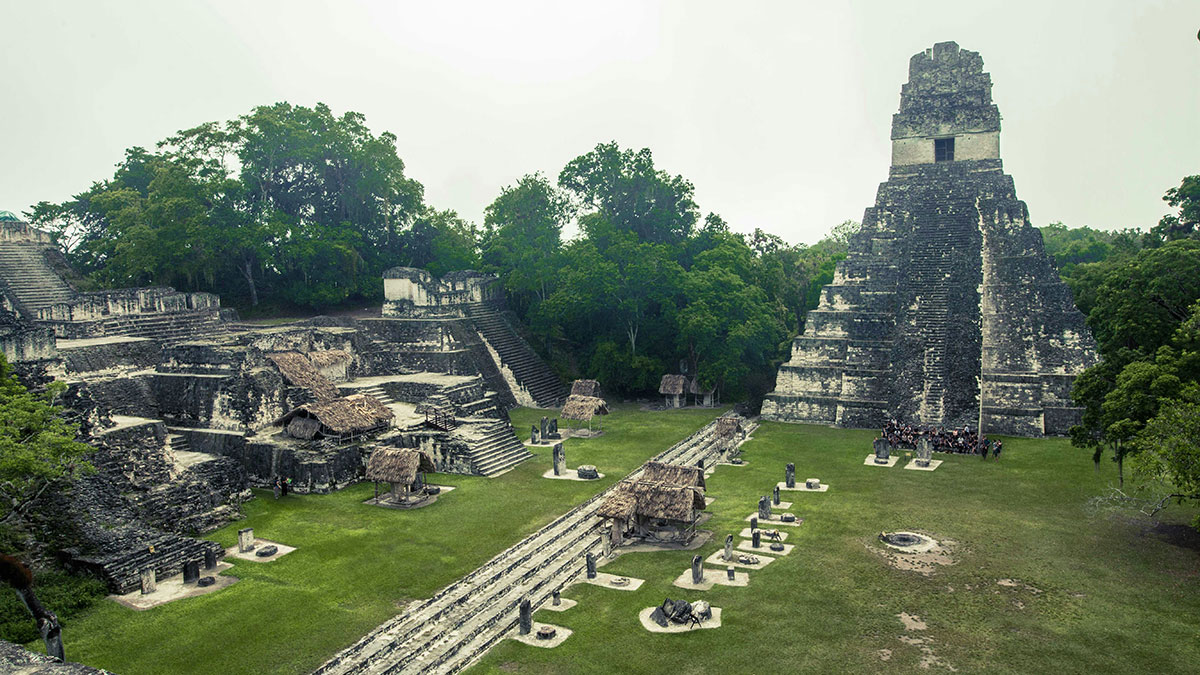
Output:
(2, 1), (1197, 245)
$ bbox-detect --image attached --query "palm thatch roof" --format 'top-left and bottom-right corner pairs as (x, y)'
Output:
(274, 393), (393, 437)
(561, 395), (609, 421)
(597, 479), (705, 522)
(659, 374), (687, 396)
(266, 351), (340, 401)
(716, 416), (743, 438)
(285, 416), (322, 441)
(570, 379), (602, 397)
(308, 349), (352, 370)
(597, 482), (638, 520)
(642, 461), (706, 489)
(366, 447), (435, 485)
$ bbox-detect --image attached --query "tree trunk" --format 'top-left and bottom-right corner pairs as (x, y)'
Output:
(240, 258), (259, 307)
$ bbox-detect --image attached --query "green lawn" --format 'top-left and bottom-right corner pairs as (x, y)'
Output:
(471, 421), (1200, 674)
(47, 404), (725, 675)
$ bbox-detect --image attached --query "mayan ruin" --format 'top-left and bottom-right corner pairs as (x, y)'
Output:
(2, 4), (1197, 674)
(762, 42), (1098, 436)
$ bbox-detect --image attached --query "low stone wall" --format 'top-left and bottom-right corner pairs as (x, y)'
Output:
(61, 339), (161, 374)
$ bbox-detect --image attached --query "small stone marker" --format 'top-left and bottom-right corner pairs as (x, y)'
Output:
(773, 485), (781, 505)
(586, 552), (597, 579)
(781, 513), (797, 523)
(785, 462), (796, 488)
(691, 555), (703, 584)
(577, 465), (599, 480)
(546, 418), (560, 439)
(237, 528), (255, 553)
(536, 625), (556, 640)
(531, 425), (539, 444)
(519, 598), (532, 635)
(724, 534), (733, 561)
(540, 416), (549, 439)
(726, 566), (736, 581)
(873, 438), (891, 464)
(183, 560), (200, 584)
(139, 568), (156, 595)
(552, 443), (565, 476)
(806, 478), (820, 490)
(602, 525), (612, 558)
(256, 545), (279, 557)
(770, 542), (785, 552)
(197, 576), (216, 587)
(204, 549), (217, 570)
(916, 438), (933, 467)
(750, 516), (758, 531)
(758, 495), (772, 520)
(696, 457), (704, 470)
(752, 530), (762, 548)
(552, 590), (561, 606)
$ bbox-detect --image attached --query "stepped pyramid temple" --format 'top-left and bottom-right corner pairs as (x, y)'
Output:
(0, 210), (563, 592)
(762, 42), (1098, 436)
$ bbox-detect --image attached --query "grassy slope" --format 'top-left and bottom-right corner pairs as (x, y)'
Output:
(51, 405), (724, 675)
(472, 421), (1200, 674)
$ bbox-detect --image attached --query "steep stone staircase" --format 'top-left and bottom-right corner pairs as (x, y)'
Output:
(468, 420), (533, 477)
(907, 223), (961, 425)
(0, 243), (76, 315)
(463, 304), (565, 408)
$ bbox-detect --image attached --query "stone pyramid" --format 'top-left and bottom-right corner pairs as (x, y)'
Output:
(762, 42), (1098, 436)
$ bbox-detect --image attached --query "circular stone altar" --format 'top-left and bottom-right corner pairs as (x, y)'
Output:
(536, 626), (557, 640)
(609, 576), (630, 587)
(878, 531), (938, 552)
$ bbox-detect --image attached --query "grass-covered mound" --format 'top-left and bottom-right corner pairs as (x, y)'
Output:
(44, 405), (724, 675)
(473, 421), (1200, 674)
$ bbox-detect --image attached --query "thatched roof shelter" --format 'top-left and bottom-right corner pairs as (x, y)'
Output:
(597, 482), (638, 520)
(274, 393), (393, 439)
(716, 416), (743, 438)
(561, 395), (609, 421)
(688, 378), (714, 395)
(597, 480), (705, 523)
(267, 351), (340, 401)
(659, 374), (687, 396)
(642, 461), (706, 489)
(570, 379), (603, 398)
(366, 447), (435, 485)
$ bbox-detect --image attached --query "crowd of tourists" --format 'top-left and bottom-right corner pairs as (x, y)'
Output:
(881, 419), (1002, 459)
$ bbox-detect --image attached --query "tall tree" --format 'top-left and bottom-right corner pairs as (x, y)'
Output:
(558, 141), (698, 246)
(481, 173), (569, 318)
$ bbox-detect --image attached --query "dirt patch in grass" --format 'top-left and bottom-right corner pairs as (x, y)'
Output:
(898, 612), (927, 630)
(868, 534), (958, 576)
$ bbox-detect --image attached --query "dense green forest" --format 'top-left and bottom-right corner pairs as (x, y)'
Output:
(28, 104), (850, 400)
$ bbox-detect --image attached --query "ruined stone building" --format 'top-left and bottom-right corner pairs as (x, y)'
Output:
(0, 216), (564, 592)
(762, 42), (1098, 436)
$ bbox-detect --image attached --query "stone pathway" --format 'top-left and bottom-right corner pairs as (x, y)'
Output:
(314, 413), (754, 675)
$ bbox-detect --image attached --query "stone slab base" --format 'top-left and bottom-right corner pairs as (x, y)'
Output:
(542, 469), (605, 481)
(638, 606), (722, 633)
(511, 622), (572, 648)
(738, 527), (788, 541)
(584, 572), (644, 591)
(705, 550), (776, 570)
(778, 482), (830, 492)
(226, 539), (296, 563)
(672, 568), (749, 591)
(738, 540), (794, 556)
(539, 598), (578, 612)
(864, 455), (900, 467)
(110, 562), (236, 610)
(743, 513), (805, 527)
(904, 459), (944, 471)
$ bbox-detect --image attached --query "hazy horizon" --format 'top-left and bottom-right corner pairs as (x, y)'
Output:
(2, 0), (1197, 246)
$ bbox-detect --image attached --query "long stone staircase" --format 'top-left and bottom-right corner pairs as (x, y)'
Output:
(0, 242), (76, 315)
(906, 224), (957, 425)
(315, 413), (752, 675)
(463, 304), (565, 408)
(97, 311), (227, 343)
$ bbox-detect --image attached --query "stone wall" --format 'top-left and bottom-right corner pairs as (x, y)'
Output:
(381, 267), (502, 317)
